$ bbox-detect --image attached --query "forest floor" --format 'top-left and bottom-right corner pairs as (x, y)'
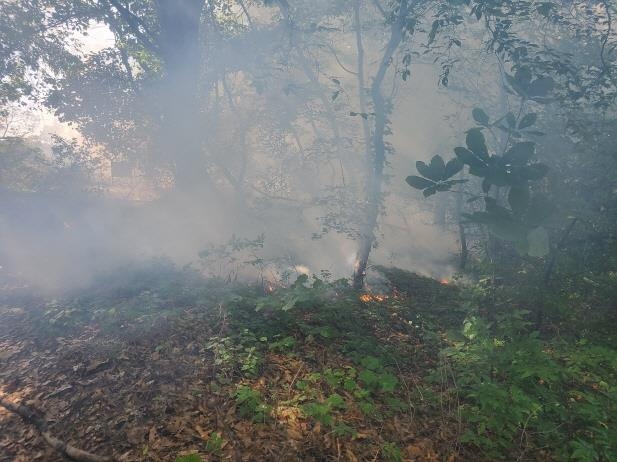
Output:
(0, 265), (465, 462)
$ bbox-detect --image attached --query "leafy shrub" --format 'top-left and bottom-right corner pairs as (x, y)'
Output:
(234, 385), (271, 422)
(381, 442), (403, 462)
(435, 310), (617, 461)
(206, 329), (265, 378)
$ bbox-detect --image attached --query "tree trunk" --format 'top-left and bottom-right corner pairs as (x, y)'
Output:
(353, 1), (411, 289)
(155, 0), (208, 191)
(456, 174), (468, 269)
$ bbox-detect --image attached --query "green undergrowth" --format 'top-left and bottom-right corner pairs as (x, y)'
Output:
(21, 261), (617, 461)
(433, 310), (617, 461)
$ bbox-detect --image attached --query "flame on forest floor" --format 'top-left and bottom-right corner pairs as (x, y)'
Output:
(359, 293), (389, 303)
(439, 279), (450, 285)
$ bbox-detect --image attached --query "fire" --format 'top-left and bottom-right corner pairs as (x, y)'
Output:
(360, 293), (389, 303)
(439, 279), (450, 285)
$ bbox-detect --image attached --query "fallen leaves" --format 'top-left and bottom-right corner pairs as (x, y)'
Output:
(0, 283), (461, 462)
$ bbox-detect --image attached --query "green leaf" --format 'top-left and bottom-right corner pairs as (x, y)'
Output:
(423, 185), (439, 197)
(429, 155), (446, 179)
(444, 158), (464, 179)
(505, 73), (526, 97)
(505, 112), (517, 128)
(485, 197), (512, 219)
(454, 147), (485, 169)
(361, 355), (382, 370)
(326, 393), (346, 409)
(406, 175), (434, 190)
(526, 194), (554, 226)
(508, 184), (530, 214)
(415, 161), (432, 179)
(465, 209), (526, 243)
(359, 369), (379, 387)
(504, 142), (536, 165)
(428, 20), (439, 44)
(527, 227), (549, 257)
(176, 455), (202, 462)
(527, 77), (554, 97)
(485, 166), (510, 187)
(514, 66), (532, 87)
(281, 295), (299, 311)
(466, 128), (489, 160)
(521, 163), (549, 180)
(379, 373), (399, 393)
(293, 274), (309, 287)
(518, 113), (537, 129)
(472, 108), (490, 126)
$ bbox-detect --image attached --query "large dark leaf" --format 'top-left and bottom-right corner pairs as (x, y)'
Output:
(527, 226), (549, 257)
(423, 185), (439, 197)
(416, 156), (446, 181)
(526, 194), (555, 226)
(428, 19), (439, 44)
(485, 167), (510, 187)
(416, 161), (433, 179)
(508, 184), (530, 214)
(521, 163), (549, 180)
(505, 112), (516, 128)
(444, 158), (464, 179)
(469, 164), (489, 177)
(429, 155), (446, 179)
(504, 141), (536, 165)
(454, 146), (486, 169)
(406, 175), (435, 190)
(466, 128), (489, 160)
(514, 66), (532, 87)
(472, 108), (490, 126)
(518, 113), (537, 129)
(484, 197), (512, 219)
(505, 73), (526, 97)
(464, 209), (526, 243)
(527, 77), (555, 98)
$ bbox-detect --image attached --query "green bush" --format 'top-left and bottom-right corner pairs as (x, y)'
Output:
(435, 310), (617, 461)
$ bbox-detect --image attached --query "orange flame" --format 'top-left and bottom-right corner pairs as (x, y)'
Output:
(360, 293), (389, 303)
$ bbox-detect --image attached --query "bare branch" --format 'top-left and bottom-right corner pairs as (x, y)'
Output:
(0, 394), (116, 462)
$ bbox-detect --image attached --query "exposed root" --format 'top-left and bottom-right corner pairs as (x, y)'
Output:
(0, 394), (115, 462)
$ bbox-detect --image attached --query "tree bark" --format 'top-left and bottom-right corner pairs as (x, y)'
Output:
(154, 0), (208, 192)
(353, 0), (411, 289)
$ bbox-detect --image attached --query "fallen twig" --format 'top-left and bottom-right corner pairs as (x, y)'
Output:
(0, 394), (115, 462)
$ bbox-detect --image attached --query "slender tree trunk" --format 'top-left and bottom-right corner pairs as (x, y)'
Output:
(353, 0), (411, 289)
(353, 0), (372, 160)
(456, 174), (468, 269)
(155, 0), (208, 192)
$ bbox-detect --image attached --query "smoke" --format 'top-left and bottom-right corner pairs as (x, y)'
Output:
(0, 3), (475, 295)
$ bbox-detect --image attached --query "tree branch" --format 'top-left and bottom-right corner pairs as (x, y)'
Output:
(0, 394), (115, 462)
(104, 0), (160, 55)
